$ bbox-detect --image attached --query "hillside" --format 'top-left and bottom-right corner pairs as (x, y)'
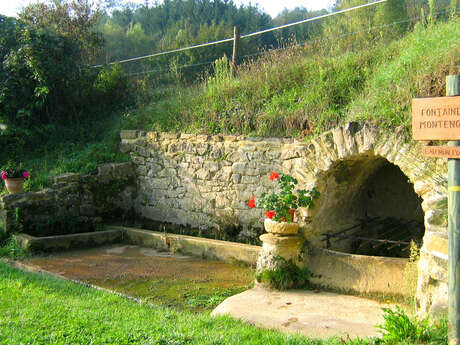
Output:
(126, 17), (460, 139)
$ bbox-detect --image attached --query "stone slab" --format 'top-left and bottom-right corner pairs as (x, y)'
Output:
(212, 285), (389, 339)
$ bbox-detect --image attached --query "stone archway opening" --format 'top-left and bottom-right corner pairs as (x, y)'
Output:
(308, 154), (424, 258)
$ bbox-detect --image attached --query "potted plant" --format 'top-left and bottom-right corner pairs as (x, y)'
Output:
(248, 172), (319, 235)
(1, 162), (30, 194)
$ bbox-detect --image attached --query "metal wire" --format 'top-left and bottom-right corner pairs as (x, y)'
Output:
(127, 6), (460, 77)
(241, 0), (387, 38)
(94, 0), (387, 68)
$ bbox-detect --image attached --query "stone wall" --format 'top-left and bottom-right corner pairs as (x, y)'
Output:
(121, 123), (448, 316)
(0, 162), (136, 236)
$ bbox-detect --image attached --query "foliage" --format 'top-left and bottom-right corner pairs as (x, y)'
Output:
(93, 63), (131, 106)
(0, 236), (28, 260)
(0, 13), (126, 155)
(19, 0), (104, 64)
(250, 172), (320, 223)
(376, 307), (447, 344)
(29, 213), (103, 237)
(185, 288), (244, 309)
(1, 161), (29, 179)
(256, 258), (311, 290)
(10, 114), (130, 192)
(97, 0), (274, 79)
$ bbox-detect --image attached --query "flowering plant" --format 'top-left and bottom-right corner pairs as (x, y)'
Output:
(248, 172), (319, 223)
(1, 161), (30, 180)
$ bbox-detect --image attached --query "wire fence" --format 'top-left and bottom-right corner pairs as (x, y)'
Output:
(94, 0), (388, 70)
(125, 6), (459, 78)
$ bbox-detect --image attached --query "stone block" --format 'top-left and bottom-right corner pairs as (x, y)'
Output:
(232, 174), (241, 184)
(147, 132), (159, 141)
(120, 130), (138, 140)
(231, 162), (247, 174)
(54, 173), (80, 185)
(423, 231), (448, 256)
(204, 161), (220, 173)
(196, 169), (211, 180)
(160, 132), (179, 140)
(227, 151), (245, 163)
(266, 150), (281, 160)
(215, 167), (232, 181)
(240, 175), (259, 184)
(223, 135), (238, 142)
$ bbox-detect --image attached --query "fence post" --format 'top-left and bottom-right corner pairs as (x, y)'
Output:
(448, 74), (460, 345)
(232, 26), (240, 73)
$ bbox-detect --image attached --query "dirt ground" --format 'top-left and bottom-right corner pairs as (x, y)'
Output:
(22, 244), (254, 312)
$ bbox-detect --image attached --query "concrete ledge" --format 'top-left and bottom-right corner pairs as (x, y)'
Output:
(306, 246), (411, 296)
(118, 226), (261, 266)
(14, 226), (412, 296)
(16, 229), (124, 252)
(15, 226), (261, 266)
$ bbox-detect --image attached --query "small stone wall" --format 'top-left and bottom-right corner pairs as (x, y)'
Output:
(0, 162), (136, 236)
(16, 226), (261, 266)
(306, 246), (413, 296)
(121, 123), (448, 316)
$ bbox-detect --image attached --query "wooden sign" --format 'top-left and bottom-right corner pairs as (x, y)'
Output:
(412, 96), (460, 140)
(422, 146), (460, 158)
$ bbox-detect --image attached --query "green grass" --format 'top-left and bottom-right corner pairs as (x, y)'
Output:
(1, 113), (130, 192)
(128, 18), (460, 139)
(0, 261), (448, 345)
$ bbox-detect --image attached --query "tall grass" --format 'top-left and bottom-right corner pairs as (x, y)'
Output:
(130, 17), (460, 139)
(1, 113), (130, 192)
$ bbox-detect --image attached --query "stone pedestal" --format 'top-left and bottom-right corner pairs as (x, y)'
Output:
(257, 233), (304, 271)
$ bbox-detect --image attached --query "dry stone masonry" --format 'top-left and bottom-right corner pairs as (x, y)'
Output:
(0, 122), (448, 317)
(0, 162), (136, 236)
(121, 122), (448, 316)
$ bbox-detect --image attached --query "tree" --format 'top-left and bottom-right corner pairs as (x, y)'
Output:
(19, 0), (104, 63)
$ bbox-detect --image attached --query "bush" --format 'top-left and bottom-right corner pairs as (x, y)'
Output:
(256, 258), (311, 290)
(376, 306), (448, 344)
(0, 236), (28, 260)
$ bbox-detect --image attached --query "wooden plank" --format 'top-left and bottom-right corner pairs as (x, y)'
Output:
(412, 96), (460, 140)
(422, 146), (460, 158)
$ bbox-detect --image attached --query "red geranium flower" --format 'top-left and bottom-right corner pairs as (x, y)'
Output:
(269, 172), (279, 181)
(248, 196), (256, 208)
(23, 171), (29, 178)
(265, 210), (276, 219)
(1, 171), (7, 180)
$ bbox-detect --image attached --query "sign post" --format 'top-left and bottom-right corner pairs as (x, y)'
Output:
(412, 75), (460, 345)
(447, 75), (460, 345)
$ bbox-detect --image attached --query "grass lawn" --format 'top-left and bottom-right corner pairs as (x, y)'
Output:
(0, 261), (350, 345)
(0, 260), (447, 345)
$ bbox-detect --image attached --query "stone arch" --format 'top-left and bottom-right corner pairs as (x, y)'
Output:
(293, 123), (448, 315)
(308, 155), (424, 257)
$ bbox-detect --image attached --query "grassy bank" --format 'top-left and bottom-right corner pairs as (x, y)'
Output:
(1, 113), (129, 192)
(129, 18), (459, 138)
(0, 261), (448, 345)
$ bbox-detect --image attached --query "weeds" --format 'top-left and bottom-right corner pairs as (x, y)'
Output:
(0, 236), (28, 260)
(376, 306), (447, 344)
(256, 259), (311, 290)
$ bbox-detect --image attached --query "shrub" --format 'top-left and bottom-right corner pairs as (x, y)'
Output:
(376, 306), (448, 344)
(256, 258), (311, 290)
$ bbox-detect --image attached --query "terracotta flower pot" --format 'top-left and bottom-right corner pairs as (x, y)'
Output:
(264, 218), (299, 235)
(4, 178), (24, 194)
